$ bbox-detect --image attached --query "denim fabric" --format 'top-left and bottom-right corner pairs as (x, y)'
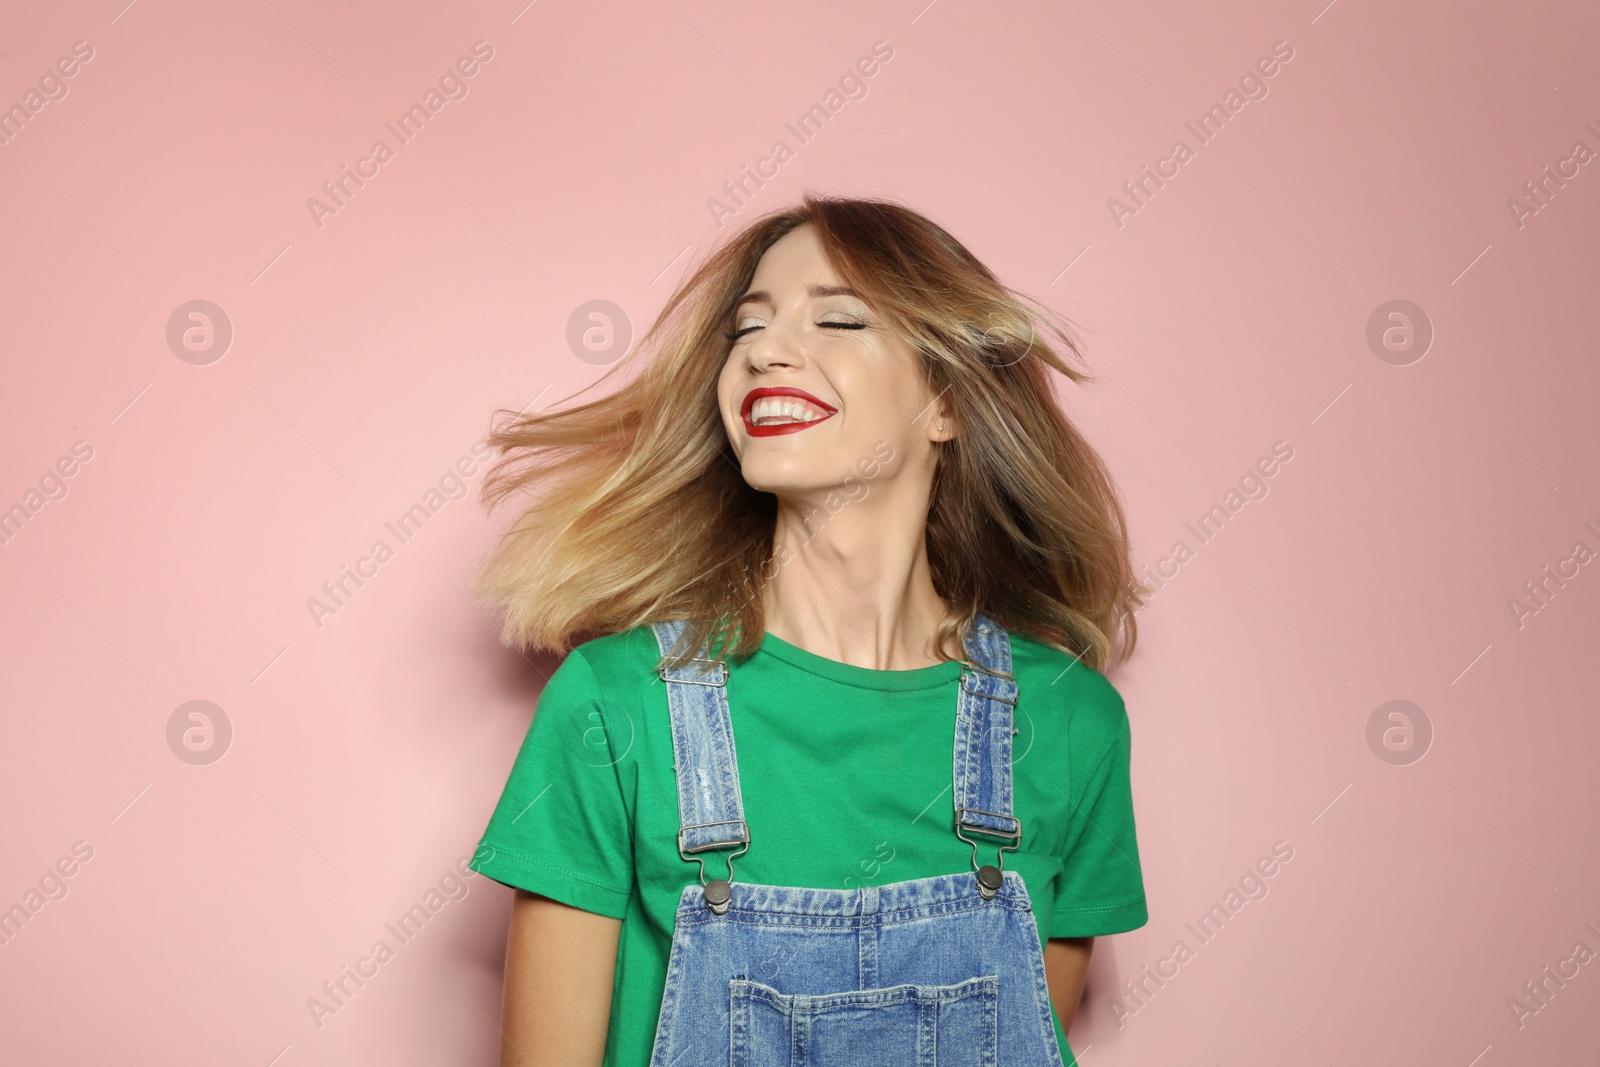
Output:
(647, 615), (1065, 1067)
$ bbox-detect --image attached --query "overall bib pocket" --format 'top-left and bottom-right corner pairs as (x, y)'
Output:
(729, 974), (999, 1067)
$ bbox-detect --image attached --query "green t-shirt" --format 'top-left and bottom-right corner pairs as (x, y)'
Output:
(469, 624), (1148, 1066)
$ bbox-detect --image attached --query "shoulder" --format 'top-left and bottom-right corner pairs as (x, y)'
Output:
(522, 628), (664, 758)
(569, 624), (663, 664)
(560, 625), (669, 694)
(1006, 629), (1129, 755)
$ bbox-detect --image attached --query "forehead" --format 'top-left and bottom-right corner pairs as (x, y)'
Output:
(737, 225), (867, 312)
(748, 224), (837, 285)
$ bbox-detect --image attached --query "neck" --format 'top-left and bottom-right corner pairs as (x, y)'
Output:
(760, 477), (951, 671)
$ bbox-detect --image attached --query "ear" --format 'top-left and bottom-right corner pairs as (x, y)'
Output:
(927, 400), (957, 443)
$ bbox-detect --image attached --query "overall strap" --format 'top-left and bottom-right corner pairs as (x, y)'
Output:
(953, 613), (1023, 850)
(650, 621), (750, 861)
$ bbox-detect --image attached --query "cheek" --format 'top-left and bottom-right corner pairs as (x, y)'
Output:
(844, 343), (931, 432)
(849, 373), (918, 436)
(715, 365), (744, 445)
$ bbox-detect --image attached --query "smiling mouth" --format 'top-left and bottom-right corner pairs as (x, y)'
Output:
(740, 387), (838, 437)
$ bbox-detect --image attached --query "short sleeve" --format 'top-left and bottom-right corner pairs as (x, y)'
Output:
(467, 649), (635, 919)
(1049, 708), (1149, 937)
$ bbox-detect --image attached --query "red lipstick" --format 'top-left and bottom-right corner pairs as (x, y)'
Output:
(740, 387), (838, 437)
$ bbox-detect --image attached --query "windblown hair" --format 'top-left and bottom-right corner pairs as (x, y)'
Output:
(471, 193), (1147, 672)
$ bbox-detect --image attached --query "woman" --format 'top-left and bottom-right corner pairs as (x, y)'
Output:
(468, 194), (1150, 1067)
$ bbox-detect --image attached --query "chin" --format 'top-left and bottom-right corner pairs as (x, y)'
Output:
(738, 454), (835, 496)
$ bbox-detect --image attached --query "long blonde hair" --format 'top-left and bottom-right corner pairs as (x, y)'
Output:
(471, 194), (1146, 671)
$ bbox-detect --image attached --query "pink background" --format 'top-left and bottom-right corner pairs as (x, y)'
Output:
(3, 0), (1598, 1063)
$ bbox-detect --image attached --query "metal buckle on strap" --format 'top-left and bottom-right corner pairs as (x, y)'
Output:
(677, 821), (749, 912)
(955, 807), (1022, 898)
(676, 819), (750, 855)
(658, 658), (728, 686)
(959, 652), (1013, 679)
(954, 806), (1022, 842)
(959, 666), (1018, 705)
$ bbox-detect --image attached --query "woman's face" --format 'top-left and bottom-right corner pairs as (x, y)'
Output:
(716, 223), (949, 498)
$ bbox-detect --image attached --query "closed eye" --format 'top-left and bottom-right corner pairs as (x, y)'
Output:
(723, 321), (866, 341)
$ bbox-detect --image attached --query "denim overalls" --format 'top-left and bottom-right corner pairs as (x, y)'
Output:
(645, 614), (1067, 1067)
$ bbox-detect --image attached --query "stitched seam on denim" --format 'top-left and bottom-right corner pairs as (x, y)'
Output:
(732, 976), (997, 1006)
(671, 902), (1024, 925)
(673, 897), (1030, 930)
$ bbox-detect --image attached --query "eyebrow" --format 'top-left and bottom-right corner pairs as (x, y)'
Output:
(733, 284), (862, 310)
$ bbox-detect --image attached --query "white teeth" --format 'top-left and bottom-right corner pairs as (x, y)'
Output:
(749, 396), (828, 426)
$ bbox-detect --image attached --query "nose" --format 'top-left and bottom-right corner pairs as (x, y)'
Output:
(743, 314), (806, 372)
